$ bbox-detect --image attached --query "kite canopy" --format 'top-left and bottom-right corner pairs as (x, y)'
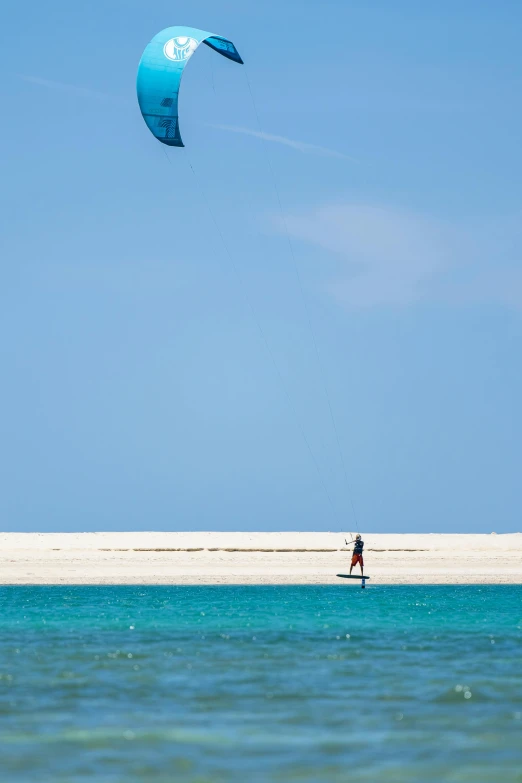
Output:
(137, 25), (243, 147)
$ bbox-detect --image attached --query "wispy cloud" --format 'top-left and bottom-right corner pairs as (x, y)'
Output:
(19, 75), (130, 104)
(211, 124), (356, 161)
(278, 203), (522, 309)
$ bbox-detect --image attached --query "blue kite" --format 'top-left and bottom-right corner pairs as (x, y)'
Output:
(137, 25), (243, 147)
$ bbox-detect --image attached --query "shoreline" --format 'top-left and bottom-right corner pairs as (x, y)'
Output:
(1, 532), (521, 585)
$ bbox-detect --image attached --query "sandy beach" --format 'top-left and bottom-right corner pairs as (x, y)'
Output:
(1, 532), (521, 584)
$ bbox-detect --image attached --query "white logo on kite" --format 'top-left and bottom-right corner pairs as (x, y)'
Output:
(164, 37), (199, 62)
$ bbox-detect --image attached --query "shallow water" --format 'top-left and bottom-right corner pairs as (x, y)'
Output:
(1, 585), (521, 782)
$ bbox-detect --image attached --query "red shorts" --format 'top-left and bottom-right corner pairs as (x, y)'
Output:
(351, 554), (364, 567)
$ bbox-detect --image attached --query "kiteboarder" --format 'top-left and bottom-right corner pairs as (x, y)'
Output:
(349, 534), (364, 576)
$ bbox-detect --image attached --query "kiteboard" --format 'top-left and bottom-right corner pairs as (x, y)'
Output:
(337, 574), (370, 579)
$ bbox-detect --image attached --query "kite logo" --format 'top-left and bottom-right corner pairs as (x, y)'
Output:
(164, 37), (199, 62)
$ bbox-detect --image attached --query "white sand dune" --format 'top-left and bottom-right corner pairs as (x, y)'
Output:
(1, 532), (521, 585)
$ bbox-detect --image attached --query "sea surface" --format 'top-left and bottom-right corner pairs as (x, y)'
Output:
(1, 585), (521, 782)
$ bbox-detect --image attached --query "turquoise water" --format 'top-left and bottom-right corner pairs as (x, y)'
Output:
(1, 585), (521, 782)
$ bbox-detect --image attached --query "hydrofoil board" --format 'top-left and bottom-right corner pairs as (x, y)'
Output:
(337, 574), (370, 580)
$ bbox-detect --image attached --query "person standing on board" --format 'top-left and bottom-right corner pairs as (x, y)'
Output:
(349, 534), (364, 576)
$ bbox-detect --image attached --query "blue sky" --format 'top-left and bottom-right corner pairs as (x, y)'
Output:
(1, 0), (521, 532)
